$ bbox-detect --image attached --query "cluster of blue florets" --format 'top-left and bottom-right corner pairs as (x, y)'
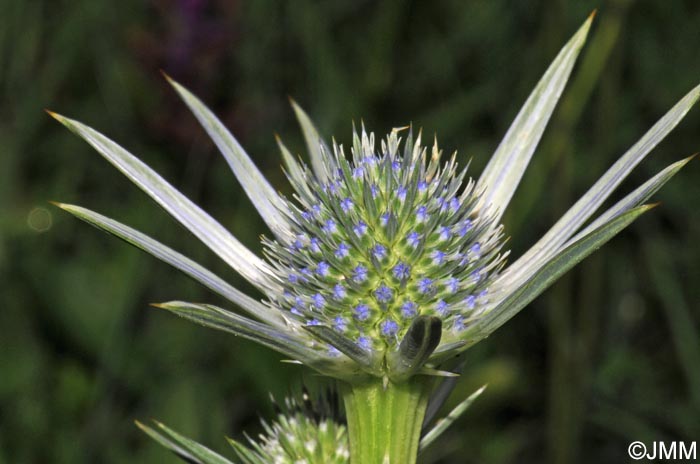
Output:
(264, 130), (506, 353)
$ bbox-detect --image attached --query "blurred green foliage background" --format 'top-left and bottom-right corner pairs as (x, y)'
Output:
(1, 1), (698, 463)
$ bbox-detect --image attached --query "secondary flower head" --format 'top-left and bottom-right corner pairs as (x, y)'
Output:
(231, 394), (349, 464)
(51, 15), (698, 383)
(138, 391), (350, 464)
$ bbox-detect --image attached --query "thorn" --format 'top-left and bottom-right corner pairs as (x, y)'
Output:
(682, 152), (698, 163)
(159, 69), (172, 81)
(48, 200), (65, 208)
(419, 367), (460, 377)
(149, 303), (167, 309)
(588, 9), (598, 22)
(45, 109), (61, 120)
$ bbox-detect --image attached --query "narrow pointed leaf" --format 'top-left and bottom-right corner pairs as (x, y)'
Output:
(564, 155), (694, 246)
(155, 301), (324, 363)
(136, 421), (203, 464)
(276, 134), (315, 200)
(416, 367), (459, 377)
(167, 77), (294, 241)
(419, 385), (487, 452)
(290, 100), (335, 183)
(227, 438), (263, 464)
(476, 14), (594, 219)
(465, 204), (655, 342)
(55, 202), (286, 328)
(388, 316), (442, 381)
(422, 360), (466, 427)
(136, 421), (233, 464)
(48, 112), (281, 295)
(503, 84), (700, 285)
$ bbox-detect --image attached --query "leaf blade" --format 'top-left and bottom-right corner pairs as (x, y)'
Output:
(154, 301), (321, 363)
(564, 155), (694, 246)
(419, 385), (487, 452)
(290, 100), (335, 183)
(476, 13), (594, 219)
(276, 134), (315, 200)
(48, 112), (281, 295)
(501, 84), (700, 287)
(167, 77), (294, 241)
(54, 202), (286, 328)
(464, 204), (655, 342)
(136, 420), (234, 464)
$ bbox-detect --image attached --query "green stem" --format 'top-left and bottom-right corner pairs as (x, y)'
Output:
(341, 377), (433, 464)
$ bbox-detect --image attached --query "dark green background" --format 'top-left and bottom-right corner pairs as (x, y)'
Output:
(1, 1), (698, 463)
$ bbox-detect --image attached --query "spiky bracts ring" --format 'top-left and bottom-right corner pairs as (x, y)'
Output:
(266, 129), (506, 370)
(51, 12), (699, 464)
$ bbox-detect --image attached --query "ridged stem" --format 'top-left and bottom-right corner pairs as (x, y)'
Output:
(341, 377), (433, 464)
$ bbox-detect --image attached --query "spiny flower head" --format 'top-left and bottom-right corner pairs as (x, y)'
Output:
(51, 14), (698, 383)
(265, 128), (506, 357)
(238, 411), (348, 464)
(137, 391), (349, 464)
(231, 393), (349, 464)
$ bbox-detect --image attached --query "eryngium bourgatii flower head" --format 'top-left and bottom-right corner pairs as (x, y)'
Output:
(51, 15), (699, 383)
(262, 128), (507, 367)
